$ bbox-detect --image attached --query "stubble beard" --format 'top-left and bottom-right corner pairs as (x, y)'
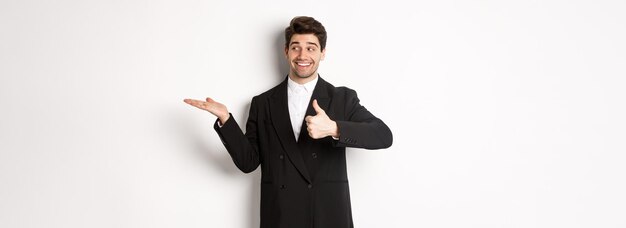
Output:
(294, 71), (315, 78)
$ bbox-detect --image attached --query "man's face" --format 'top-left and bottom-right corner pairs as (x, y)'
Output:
(285, 34), (326, 80)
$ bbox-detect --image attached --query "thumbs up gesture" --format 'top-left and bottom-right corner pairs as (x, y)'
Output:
(305, 99), (339, 139)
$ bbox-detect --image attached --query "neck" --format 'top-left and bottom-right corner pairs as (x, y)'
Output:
(288, 73), (318, 85)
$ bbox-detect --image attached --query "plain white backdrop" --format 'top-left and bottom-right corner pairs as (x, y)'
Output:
(1, 0), (625, 227)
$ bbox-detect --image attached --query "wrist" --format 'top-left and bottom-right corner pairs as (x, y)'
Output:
(219, 113), (230, 125)
(329, 121), (339, 138)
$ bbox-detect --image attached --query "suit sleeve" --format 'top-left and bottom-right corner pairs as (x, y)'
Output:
(213, 97), (260, 173)
(334, 89), (393, 149)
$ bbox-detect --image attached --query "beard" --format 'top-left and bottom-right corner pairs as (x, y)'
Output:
(294, 71), (316, 78)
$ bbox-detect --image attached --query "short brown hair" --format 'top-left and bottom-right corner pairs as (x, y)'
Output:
(285, 16), (327, 50)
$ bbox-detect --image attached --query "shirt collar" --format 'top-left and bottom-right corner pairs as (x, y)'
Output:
(287, 75), (318, 93)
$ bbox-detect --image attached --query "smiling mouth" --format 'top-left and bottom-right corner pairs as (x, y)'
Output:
(296, 62), (312, 67)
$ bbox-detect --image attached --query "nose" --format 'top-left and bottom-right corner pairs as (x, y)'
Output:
(295, 49), (305, 59)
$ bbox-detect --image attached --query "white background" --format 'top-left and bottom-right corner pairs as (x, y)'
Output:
(1, 0), (625, 227)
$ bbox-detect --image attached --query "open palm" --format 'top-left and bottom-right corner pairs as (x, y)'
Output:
(184, 97), (230, 124)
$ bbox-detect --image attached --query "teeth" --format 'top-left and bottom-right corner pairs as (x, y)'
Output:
(297, 63), (311, 66)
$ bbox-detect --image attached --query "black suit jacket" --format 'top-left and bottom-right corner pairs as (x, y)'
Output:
(214, 76), (392, 228)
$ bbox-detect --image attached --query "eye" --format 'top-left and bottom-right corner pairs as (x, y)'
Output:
(307, 47), (316, 51)
(291, 47), (300, 51)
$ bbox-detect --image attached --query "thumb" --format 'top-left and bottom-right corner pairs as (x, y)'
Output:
(312, 99), (325, 115)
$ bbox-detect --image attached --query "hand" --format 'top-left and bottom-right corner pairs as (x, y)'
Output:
(305, 99), (339, 139)
(184, 97), (230, 124)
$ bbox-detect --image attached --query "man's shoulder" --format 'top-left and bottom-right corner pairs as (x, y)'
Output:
(249, 79), (285, 102)
(315, 77), (354, 93)
(315, 78), (360, 100)
(249, 76), (359, 101)
(316, 76), (359, 97)
(333, 85), (355, 93)
(332, 85), (358, 99)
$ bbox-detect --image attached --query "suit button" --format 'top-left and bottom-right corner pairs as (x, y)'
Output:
(279, 154), (284, 160)
(308, 184), (313, 189)
(280, 185), (286, 189)
(311, 153), (317, 158)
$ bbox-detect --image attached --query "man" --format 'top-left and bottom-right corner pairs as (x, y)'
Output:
(184, 16), (392, 228)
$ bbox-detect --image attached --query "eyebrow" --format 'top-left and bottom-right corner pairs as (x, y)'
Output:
(290, 41), (319, 48)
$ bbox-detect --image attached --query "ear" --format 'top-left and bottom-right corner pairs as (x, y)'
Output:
(321, 48), (326, 61)
(284, 46), (289, 58)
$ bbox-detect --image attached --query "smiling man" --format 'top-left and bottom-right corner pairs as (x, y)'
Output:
(184, 16), (392, 228)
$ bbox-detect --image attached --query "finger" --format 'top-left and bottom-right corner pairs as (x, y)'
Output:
(184, 99), (200, 106)
(206, 97), (214, 103)
(305, 116), (313, 123)
(184, 99), (207, 110)
(184, 98), (198, 104)
(312, 99), (325, 114)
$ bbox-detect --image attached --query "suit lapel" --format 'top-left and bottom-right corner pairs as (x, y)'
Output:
(297, 76), (332, 143)
(269, 78), (312, 184)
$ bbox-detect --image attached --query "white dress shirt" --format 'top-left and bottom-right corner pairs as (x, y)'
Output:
(287, 76), (318, 141)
